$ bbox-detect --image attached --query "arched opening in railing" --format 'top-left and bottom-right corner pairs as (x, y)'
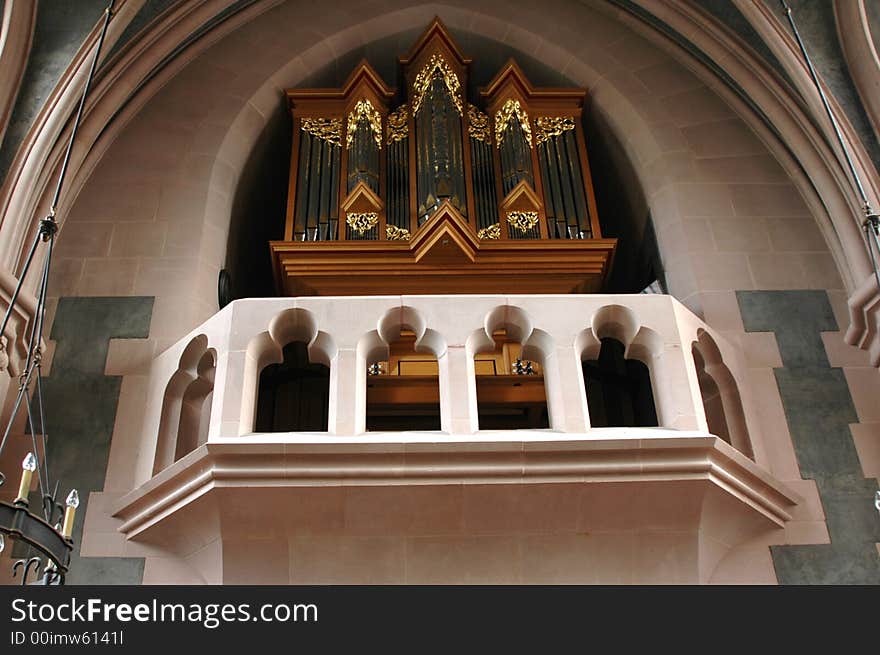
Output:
(474, 328), (550, 429)
(256, 340), (330, 432)
(153, 336), (216, 474)
(467, 306), (556, 431)
(240, 307), (337, 435)
(582, 337), (657, 427)
(692, 345), (728, 444)
(174, 350), (216, 460)
(576, 304), (662, 428)
(692, 330), (753, 457)
(365, 330), (441, 431)
(359, 306), (446, 432)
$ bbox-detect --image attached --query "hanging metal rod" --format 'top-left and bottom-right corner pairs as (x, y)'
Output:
(779, 0), (873, 213)
(778, 0), (880, 291)
(0, 0), (116, 345)
(0, 0), (116, 469)
(0, 0), (116, 585)
(50, 0), (116, 213)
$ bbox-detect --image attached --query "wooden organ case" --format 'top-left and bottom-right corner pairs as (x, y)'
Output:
(270, 19), (617, 297)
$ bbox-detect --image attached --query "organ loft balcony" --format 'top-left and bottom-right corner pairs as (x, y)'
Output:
(100, 21), (799, 584)
(108, 294), (799, 584)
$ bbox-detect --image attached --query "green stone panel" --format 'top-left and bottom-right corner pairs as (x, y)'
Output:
(736, 290), (837, 367)
(37, 296), (153, 584)
(738, 290), (880, 584)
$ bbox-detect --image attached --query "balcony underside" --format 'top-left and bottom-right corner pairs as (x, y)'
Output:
(111, 431), (798, 583)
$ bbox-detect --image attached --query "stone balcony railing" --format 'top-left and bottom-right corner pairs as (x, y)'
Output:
(135, 294), (766, 459)
(107, 295), (801, 583)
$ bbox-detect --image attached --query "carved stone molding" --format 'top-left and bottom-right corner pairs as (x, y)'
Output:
(112, 436), (799, 553)
(0, 0), (37, 146)
(834, 0), (880, 143)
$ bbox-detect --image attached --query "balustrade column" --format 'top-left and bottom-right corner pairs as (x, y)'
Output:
(214, 349), (246, 439)
(439, 346), (479, 434)
(132, 359), (178, 486)
(332, 348), (360, 435)
(647, 343), (703, 431)
(553, 345), (590, 432)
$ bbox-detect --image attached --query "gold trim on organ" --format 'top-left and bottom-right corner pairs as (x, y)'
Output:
(346, 99), (383, 150)
(477, 223), (501, 240)
(506, 211), (539, 232)
(534, 116), (576, 145)
(412, 53), (463, 117)
(300, 117), (342, 147)
(495, 99), (532, 148)
(346, 212), (379, 234)
(386, 105), (408, 144)
(386, 224), (411, 241)
(467, 104), (491, 144)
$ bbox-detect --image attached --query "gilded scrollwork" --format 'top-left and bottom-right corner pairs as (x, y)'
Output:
(346, 99), (383, 150)
(386, 224), (411, 241)
(300, 117), (342, 147)
(477, 223), (501, 240)
(346, 212), (379, 234)
(412, 53), (463, 117)
(495, 99), (532, 148)
(534, 116), (576, 145)
(386, 105), (408, 144)
(506, 211), (539, 233)
(467, 104), (491, 144)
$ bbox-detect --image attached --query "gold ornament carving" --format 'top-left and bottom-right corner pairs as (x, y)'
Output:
(300, 117), (342, 147)
(506, 211), (539, 232)
(467, 104), (491, 144)
(386, 224), (411, 241)
(477, 223), (501, 240)
(387, 105), (408, 144)
(346, 99), (383, 150)
(534, 116), (576, 145)
(412, 53), (463, 117)
(495, 99), (532, 148)
(346, 212), (379, 234)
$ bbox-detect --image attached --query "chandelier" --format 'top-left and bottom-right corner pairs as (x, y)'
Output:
(0, 0), (114, 585)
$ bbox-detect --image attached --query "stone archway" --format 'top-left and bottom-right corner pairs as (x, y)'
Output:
(13, 0), (841, 346)
(3, 0), (868, 348)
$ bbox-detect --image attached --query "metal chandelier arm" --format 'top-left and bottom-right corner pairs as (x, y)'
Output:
(0, 0), (116, 586)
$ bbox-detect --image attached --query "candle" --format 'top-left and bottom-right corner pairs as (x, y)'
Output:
(15, 452), (37, 503)
(62, 489), (79, 539)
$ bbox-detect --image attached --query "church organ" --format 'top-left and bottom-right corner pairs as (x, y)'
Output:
(270, 19), (617, 296)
